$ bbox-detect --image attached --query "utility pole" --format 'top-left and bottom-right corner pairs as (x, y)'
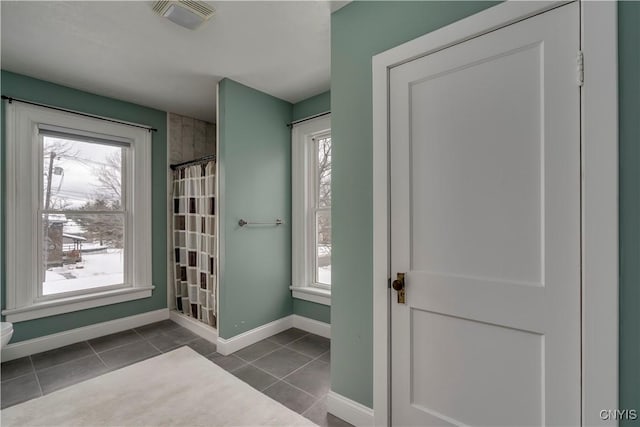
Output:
(45, 151), (56, 211)
(43, 151), (56, 275)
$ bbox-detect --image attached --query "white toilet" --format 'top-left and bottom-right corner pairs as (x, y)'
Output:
(1, 322), (14, 348)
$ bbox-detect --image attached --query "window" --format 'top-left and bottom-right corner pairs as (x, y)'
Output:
(3, 102), (153, 322)
(291, 115), (331, 305)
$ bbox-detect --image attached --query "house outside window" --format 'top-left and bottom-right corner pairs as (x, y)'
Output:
(291, 115), (331, 305)
(3, 102), (153, 322)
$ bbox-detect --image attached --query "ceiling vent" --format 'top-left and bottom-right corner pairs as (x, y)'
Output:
(152, 1), (215, 30)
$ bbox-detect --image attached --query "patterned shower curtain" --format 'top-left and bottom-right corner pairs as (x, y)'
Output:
(172, 161), (217, 327)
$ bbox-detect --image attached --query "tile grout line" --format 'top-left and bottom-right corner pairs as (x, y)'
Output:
(240, 336), (326, 365)
(260, 379), (319, 414)
(234, 342), (287, 364)
(34, 352), (105, 375)
(301, 395), (325, 417)
(29, 355), (45, 397)
(244, 359), (318, 401)
(131, 328), (164, 353)
(87, 339), (109, 369)
(276, 347), (329, 382)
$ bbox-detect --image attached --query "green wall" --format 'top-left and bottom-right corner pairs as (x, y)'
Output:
(291, 90), (332, 325)
(292, 91), (330, 122)
(0, 70), (167, 342)
(217, 78), (294, 339)
(619, 1), (640, 420)
(331, 0), (639, 412)
(330, 1), (505, 408)
(293, 299), (331, 324)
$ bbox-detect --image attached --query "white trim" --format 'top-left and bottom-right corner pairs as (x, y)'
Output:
(216, 314), (331, 355)
(1, 308), (169, 362)
(292, 314), (330, 339)
(2, 287), (154, 323)
(327, 391), (374, 427)
(215, 82), (223, 327)
(3, 101), (153, 321)
(169, 310), (218, 343)
(166, 112), (175, 311)
(581, 2), (618, 425)
(291, 115), (332, 300)
(291, 286), (331, 306)
(216, 315), (293, 356)
(372, 1), (618, 425)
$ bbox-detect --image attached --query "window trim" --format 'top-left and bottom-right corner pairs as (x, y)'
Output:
(3, 101), (153, 323)
(291, 115), (331, 306)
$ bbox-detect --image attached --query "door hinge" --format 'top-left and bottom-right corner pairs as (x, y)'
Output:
(577, 50), (584, 87)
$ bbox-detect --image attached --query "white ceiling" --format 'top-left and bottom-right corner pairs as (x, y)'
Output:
(1, 1), (349, 123)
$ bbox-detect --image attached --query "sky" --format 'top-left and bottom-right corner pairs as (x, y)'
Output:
(43, 136), (122, 210)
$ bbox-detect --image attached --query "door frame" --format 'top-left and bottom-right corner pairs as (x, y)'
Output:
(372, 1), (618, 426)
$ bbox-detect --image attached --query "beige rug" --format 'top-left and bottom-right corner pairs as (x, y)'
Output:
(1, 346), (316, 426)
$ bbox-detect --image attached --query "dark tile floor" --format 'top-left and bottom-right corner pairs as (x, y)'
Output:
(0, 321), (351, 427)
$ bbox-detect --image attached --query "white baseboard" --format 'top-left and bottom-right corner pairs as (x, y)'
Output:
(1, 308), (170, 362)
(216, 315), (293, 355)
(327, 391), (374, 427)
(292, 314), (331, 338)
(216, 314), (332, 356)
(169, 310), (217, 343)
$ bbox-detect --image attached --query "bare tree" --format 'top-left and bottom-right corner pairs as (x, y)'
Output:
(94, 151), (122, 201)
(316, 136), (332, 259)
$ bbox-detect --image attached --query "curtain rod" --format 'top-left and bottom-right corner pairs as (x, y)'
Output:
(286, 111), (330, 128)
(1, 95), (158, 132)
(170, 154), (216, 170)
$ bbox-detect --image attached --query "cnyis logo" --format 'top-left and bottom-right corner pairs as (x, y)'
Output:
(600, 409), (638, 421)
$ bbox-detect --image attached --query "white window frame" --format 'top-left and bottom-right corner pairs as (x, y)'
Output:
(291, 115), (331, 306)
(3, 101), (154, 322)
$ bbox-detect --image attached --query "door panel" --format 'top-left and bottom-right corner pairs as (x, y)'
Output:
(390, 3), (580, 426)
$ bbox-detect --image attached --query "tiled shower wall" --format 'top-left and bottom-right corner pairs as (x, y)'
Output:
(167, 112), (216, 311)
(168, 112), (216, 164)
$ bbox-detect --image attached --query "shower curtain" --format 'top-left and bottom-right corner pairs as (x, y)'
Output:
(172, 161), (217, 327)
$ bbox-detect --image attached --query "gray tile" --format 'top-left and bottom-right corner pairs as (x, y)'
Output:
(208, 353), (247, 372)
(1, 373), (41, 409)
(133, 320), (181, 339)
(304, 397), (354, 427)
(31, 342), (94, 371)
(234, 339), (280, 362)
(253, 347), (312, 379)
(269, 328), (308, 345)
(284, 359), (330, 397)
(186, 338), (217, 356)
(145, 327), (198, 352)
(263, 381), (317, 414)
(319, 350), (330, 363)
(1, 357), (34, 382)
(232, 365), (278, 391)
(98, 340), (160, 370)
(286, 334), (330, 358)
(89, 329), (142, 353)
(37, 355), (107, 394)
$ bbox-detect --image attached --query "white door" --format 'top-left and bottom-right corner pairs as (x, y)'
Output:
(390, 3), (581, 426)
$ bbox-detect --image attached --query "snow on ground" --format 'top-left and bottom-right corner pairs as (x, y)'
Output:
(318, 265), (331, 285)
(43, 249), (124, 295)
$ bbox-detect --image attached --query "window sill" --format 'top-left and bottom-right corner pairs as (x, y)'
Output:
(2, 286), (155, 323)
(290, 286), (331, 306)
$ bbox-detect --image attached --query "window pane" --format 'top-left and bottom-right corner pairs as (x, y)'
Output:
(317, 136), (331, 208)
(42, 213), (124, 295)
(315, 210), (331, 285)
(42, 136), (124, 211)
